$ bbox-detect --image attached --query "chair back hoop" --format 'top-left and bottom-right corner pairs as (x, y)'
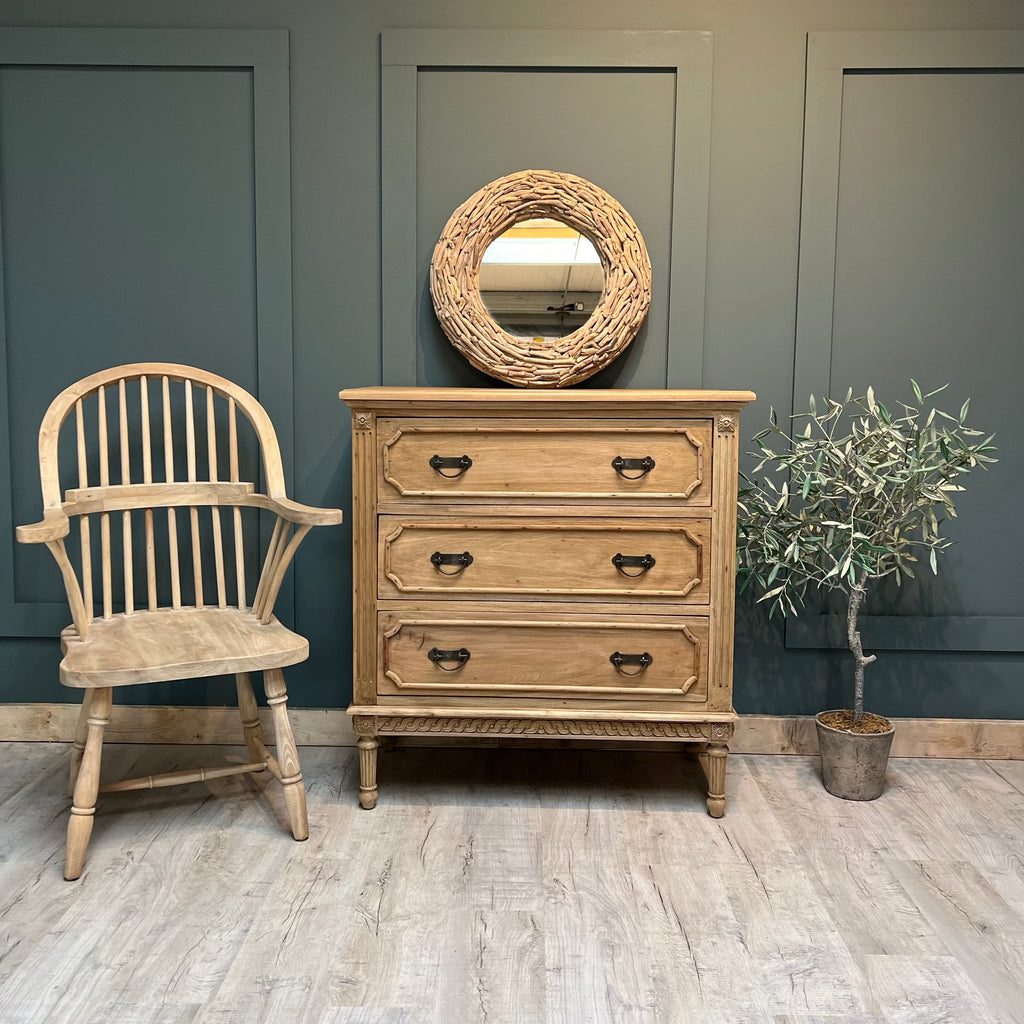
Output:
(25, 363), (299, 634)
(35, 362), (286, 514)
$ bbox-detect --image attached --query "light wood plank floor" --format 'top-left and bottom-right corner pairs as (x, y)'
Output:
(0, 741), (1022, 1024)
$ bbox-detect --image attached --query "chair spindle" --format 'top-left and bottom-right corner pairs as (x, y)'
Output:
(162, 376), (181, 609)
(118, 379), (134, 615)
(98, 386), (112, 620)
(140, 376), (157, 610)
(208, 385), (227, 608)
(229, 398), (246, 609)
(75, 400), (94, 618)
(185, 380), (204, 607)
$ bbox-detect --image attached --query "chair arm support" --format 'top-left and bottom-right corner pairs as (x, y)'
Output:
(250, 498), (342, 621)
(252, 521), (314, 622)
(16, 512), (71, 544)
(258, 495), (344, 526)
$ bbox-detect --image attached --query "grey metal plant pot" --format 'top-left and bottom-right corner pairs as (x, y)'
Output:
(815, 712), (895, 801)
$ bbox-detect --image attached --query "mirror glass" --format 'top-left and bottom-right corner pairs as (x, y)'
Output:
(479, 218), (603, 339)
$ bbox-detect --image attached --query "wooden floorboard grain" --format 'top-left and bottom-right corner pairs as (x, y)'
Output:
(0, 743), (1022, 1023)
(866, 954), (1002, 1024)
(315, 1009), (412, 1024)
(887, 861), (1024, 1024)
(83, 1002), (203, 1024)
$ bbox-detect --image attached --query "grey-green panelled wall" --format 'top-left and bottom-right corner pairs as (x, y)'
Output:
(0, 4), (1021, 721)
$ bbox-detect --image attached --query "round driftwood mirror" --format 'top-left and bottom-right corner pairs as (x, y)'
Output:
(430, 170), (651, 388)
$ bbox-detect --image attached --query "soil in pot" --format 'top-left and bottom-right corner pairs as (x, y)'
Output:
(818, 709), (892, 733)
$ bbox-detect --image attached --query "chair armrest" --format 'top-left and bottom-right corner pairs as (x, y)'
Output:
(263, 496), (344, 527)
(16, 512), (70, 544)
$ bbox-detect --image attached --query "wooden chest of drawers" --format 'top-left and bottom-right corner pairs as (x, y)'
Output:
(339, 387), (754, 814)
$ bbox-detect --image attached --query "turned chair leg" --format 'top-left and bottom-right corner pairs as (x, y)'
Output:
(263, 668), (308, 841)
(65, 687), (112, 880)
(357, 731), (379, 810)
(704, 741), (728, 818)
(68, 689), (94, 797)
(235, 672), (266, 764)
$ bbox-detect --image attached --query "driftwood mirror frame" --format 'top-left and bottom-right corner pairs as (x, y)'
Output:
(429, 169), (652, 387)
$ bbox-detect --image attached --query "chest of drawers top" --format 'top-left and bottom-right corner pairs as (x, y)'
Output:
(339, 387), (756, 415)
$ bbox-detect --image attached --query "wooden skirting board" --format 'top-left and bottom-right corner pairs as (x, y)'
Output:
(0, 703), (1021, 759)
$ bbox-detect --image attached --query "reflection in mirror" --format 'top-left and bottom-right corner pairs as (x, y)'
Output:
(479, 218), (603, 339)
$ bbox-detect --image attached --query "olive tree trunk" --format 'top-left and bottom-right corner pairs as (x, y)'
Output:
(847, 582), (877, 723)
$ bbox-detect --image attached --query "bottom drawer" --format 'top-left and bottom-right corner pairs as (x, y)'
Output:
(378, 612), (709, 702)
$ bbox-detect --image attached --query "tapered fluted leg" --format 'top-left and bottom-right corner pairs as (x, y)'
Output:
(65, 687), (111, 880)
(68, 690), (94, 797)
(263, 668), (308, 841)
(704, 741), (728, 818)
(235, 672), (265, 763)
(357, 733), (379, 809)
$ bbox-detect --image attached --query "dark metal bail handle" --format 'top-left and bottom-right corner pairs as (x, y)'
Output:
(610, 651), (653, 675)
(429, 454), (473, 478)
(430, 551), (474, 576)
(611, 552), (656, 577)
(611, 455), (656, 479)
(427, 647), (471, 671)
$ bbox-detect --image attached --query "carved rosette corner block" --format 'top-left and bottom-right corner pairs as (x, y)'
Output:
(717, 415), (737, 436)
(352, 716), (377, 738)
(430, 169), (651, 388)
(353, 411), (373, 432)
(709, 722), (733, 743)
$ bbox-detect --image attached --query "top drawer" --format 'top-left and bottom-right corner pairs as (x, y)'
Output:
(377, 418), (712, 505)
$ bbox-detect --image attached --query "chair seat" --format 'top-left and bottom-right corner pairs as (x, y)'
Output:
(59, 607), (309, 687)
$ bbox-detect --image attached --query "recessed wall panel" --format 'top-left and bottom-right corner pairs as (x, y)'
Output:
(1, 65), (259, 604)
(830, 70), (1024, 620)
(415, 68), (676, 389)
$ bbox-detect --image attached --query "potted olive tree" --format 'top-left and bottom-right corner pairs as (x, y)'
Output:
(736, 383), (996, 800)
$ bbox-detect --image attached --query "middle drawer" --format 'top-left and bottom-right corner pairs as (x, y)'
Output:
(379, 516), (711, 603)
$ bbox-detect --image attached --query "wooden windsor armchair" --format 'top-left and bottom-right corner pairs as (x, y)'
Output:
(16, 363), (343, 879)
